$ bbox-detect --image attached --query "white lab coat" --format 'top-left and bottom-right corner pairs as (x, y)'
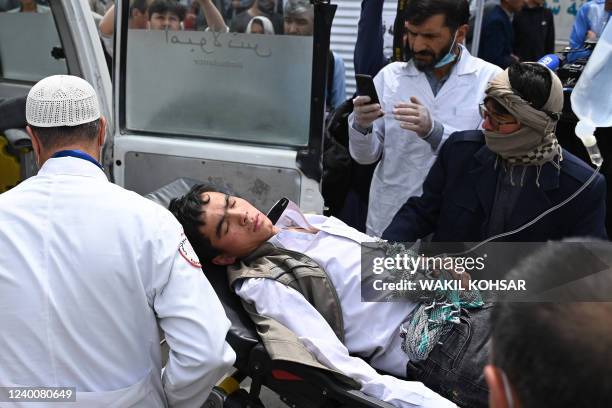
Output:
(348, 46), (502, 237)
(0, 156), (235, 407)
(235, 209), (456, 407)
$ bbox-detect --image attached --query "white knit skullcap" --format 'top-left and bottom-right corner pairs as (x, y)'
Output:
(26, 75), (100, 127)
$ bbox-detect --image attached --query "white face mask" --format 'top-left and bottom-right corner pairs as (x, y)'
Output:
(433, 31), (458, 68)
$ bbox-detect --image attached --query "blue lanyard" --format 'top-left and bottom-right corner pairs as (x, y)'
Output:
(51, 150), (104, 170)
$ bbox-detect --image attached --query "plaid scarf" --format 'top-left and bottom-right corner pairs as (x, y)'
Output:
(503, 138), (562, 166)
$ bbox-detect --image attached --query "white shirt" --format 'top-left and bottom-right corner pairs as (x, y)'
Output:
(0, 156), (235, 407)
(235, 207), (455, 407)
(348, 46), (502, 237)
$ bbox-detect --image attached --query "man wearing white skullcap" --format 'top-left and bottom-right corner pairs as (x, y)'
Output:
(0, 75), (235, 407)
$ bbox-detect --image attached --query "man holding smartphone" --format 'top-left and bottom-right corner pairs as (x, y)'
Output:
(348, 0), (501, 237)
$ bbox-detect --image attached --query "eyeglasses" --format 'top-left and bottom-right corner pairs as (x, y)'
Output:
(478, 102), (519, 133)
(479, 103), (518, 126)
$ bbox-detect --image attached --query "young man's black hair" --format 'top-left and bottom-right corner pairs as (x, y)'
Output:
(507, 62), (552, 110)
(404, 0), (470, 31)
(169, 183), (222, 263)
(147, 0), (186, 21)
(485, 63), (553, 117)
(130, 0), (149, 14)
(489, 240), (612, 408)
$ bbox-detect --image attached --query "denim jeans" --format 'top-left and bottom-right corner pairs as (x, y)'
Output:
(405, 304), (492, 408)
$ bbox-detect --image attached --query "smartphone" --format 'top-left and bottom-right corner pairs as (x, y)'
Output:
(355, 74), (380, 105)
(266, 197), (289, 224)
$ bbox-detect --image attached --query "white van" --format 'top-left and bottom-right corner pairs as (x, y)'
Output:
(0, 0), (334, 213)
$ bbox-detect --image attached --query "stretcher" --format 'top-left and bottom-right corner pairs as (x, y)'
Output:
(146, 179), (396, 408)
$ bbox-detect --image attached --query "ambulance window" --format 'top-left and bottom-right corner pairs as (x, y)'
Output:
(0, 7), (68, 82)
(124, 28), (313, 147)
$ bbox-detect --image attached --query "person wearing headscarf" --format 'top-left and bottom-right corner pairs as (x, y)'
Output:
(229, 0), (283, 34)
(383, 62), (607, 242)
(246, 15), (275, 34)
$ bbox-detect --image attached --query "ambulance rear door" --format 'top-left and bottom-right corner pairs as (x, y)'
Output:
(111, 0), (334, 213)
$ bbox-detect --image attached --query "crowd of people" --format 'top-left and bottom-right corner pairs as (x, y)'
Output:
(477, 0), (611, 67)
(96, 0), (346, 108)
(0, 0), (611, 407)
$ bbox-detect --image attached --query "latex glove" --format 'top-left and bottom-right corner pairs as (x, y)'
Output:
(353, 95), (384, 129)
(393, 96), (433, 138)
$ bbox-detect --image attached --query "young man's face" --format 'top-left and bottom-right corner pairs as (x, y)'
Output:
(404, 14), (463, 71)
(149, 11), (181, 31)
(198, 192), (278, 264)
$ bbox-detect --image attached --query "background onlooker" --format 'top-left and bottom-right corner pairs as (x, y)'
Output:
(478, 0), (525, 68)
(246, 15), (275, 33)
(7, 0), (48, 12)
(350, 0), (501, 237)
(466, 0), (499, 51)
(512, 0), (554, 62)
(99, 0), (150, 39)
(229, 0), (282, 34)
(353, 0), (388, 78)
(99, 1), (152, 59)
(567, 0), (611, 62)
(283, 0), (346, 110)
(225, 0), (252, 25)
(89, 0), (113, 15)
(148, 0), (185, 30)
(486, 240), (612, 408)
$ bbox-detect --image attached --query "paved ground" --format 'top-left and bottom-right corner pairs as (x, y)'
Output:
(245, 381), (287, 408)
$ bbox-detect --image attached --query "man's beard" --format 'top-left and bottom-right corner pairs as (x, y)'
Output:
(404, 38), (454, 71)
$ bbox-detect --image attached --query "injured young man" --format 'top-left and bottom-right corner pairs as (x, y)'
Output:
(169, 184), (491, 408)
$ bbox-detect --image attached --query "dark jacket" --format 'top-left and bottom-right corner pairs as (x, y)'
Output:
(479, 5), (515, 68)
(513, 5), (555, 62)
(353, 0), (388, 77)
(382, 131), (608, 242)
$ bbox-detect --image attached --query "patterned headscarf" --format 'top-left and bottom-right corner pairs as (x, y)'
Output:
(484, 64), (564, 168)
